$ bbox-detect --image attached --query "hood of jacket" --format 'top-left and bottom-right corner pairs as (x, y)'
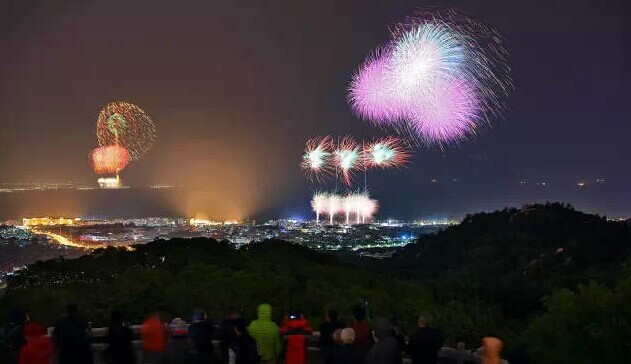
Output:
(257, 304), (272, 321)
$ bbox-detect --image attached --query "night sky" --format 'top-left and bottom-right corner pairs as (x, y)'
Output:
(1, 0), (630, 220)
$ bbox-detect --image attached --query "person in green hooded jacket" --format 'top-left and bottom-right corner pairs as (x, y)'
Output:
(248, 304), (282, 364)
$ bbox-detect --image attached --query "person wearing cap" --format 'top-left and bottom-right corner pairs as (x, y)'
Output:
(365, 318), (402, 364)
(168, 317), (189, 364)
(189, 309), (214, 364)
(18, 322), (53, 364)
(279, 312), (313, 364)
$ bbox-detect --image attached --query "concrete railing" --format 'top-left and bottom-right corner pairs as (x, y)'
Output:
(48, 325), (496, 364)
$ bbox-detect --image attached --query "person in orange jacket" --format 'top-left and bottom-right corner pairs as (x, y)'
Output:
(18, 323), (53, 364)
(279, 312), (313, 364)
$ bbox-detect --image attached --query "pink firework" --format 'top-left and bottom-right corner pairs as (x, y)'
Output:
(348, 49), (401, 124)
(406, 77), (480, 146)
(301, 135), (334, 182)
(346, 7), (512, 147)
(333, 136), (363, 187)
(363, 136), (411, 169)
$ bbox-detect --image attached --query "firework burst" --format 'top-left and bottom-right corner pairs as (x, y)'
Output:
(301, 136), (334, 182)
(406, 77), (480, 145)
(348, 49), (401, 124)
(348, 7), (512, 147)
(389, 23), (464, 102)
(96, 101), (156, 162)
(334, 136), (362, 186)
(364, 137), (411, 169)
(90, 145), (131, 175)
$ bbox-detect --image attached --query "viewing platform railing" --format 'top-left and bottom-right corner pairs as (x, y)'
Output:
(47, 324), (501, 364)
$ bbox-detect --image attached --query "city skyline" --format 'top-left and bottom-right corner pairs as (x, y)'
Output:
(1, 0), (629, 220)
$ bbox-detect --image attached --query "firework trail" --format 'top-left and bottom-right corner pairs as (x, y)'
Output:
(311, 192), (379, 225)
(96, 101), (156, 162)
(327, 194), (341, 225)
(301, 136), (334, 182)
(348, 7), (512, 147)
(90, 145), (131, 175)
(364, 136), (411, 169)
(311, 192), (328, 224)
(334, 136), (362, 187)
(342, 193), (354, 225)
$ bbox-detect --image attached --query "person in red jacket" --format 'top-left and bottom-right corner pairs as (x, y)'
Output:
(141, 307), (168, 364)
(18, 323), (53, 364)
(279, 312), (313, 364)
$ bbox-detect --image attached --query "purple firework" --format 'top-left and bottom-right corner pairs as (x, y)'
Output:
(347, 7), (512, 147)
(348, 49), (401, 124)
(406, 77), (480, 145)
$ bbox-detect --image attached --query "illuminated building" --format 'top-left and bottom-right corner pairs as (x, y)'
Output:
(22, 217), (79, 227)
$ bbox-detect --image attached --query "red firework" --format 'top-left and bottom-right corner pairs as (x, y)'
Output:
(90, 145), (131, 175)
